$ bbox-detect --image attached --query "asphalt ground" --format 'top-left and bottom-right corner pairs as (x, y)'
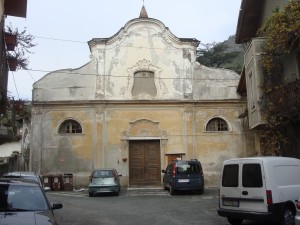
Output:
(46, 187), (271, 225)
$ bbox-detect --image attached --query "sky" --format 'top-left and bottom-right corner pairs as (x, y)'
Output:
(6, 0), (241, 100)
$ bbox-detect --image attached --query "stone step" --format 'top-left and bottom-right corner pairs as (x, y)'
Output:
(126, 187), (169, 196)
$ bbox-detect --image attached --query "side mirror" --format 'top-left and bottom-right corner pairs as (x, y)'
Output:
(161, 169), (166, 174)
(52, 203), (63, 210)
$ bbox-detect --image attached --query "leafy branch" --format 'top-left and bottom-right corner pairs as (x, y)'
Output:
(257, 0), (300, 155)
(6, 24), (37, 70)
(196, 37), (243, 74)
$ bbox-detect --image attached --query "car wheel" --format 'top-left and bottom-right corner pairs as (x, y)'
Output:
(282, 207), (295, 225)
(169, 186), (175, 195)
(227, 218), (243, 225)
(114, 191), (119, 196)
(88, 193), (93, 197)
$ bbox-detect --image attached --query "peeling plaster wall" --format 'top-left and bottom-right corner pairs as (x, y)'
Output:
(193, 64), (241, 100)
(32, 19), (201, 102)
(92, 20), (196, 100)
(33, 60), (98, 101)
(30, 17), (254, 187)
(32, 18), (240, 103)
(41, 109), (95, 174)
(31, 103), (252, 187)
(195, 106), (247, 186)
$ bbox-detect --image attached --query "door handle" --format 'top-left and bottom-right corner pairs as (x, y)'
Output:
(242, 191), (248, 195)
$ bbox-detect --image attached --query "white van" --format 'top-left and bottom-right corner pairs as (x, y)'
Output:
(217, 157), (300, 225)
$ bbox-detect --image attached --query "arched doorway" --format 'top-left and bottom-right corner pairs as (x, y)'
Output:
(121, 119), (168, 187)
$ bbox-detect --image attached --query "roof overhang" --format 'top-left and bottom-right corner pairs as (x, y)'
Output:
(235, 0), (265, 44)
(4, 0), (27, 18)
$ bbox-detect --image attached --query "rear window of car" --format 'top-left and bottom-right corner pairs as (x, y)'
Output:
(176, 162), (201, 174)
(222, 164), (239, 187)
(93, 170), (113, 178)
(242, 164), (263, 187)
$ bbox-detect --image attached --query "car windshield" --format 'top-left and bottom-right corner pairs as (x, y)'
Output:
(93, 170), (113, 178)
(176, 163), (200, 174)
(0, 185), (49, 211)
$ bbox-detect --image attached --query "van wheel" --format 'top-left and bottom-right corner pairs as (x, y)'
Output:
(282, 207), (295, 225)
(227, 218), (243, 225)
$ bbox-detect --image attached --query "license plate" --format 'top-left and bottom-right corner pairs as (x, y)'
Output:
(178, 179), (189, 183)
(223, 200), (239, 207)
(97, 188), (109, 192)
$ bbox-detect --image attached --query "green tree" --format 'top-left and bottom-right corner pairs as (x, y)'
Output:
(196, 36), (243, 74)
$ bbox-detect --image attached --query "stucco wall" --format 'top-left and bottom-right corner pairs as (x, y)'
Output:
(30, 14), (253, 188)
(31, 102), (250, 187)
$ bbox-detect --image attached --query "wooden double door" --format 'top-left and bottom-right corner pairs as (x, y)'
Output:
(129, 140), (161, 186)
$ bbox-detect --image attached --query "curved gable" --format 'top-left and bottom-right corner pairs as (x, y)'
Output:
(89, 17), (199, 53)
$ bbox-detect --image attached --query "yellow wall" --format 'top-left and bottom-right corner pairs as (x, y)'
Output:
(34, 102), (252, 187)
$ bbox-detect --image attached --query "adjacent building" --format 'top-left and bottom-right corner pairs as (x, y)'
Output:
(0, 0), (27, 173)
(236, 0), (300, 157)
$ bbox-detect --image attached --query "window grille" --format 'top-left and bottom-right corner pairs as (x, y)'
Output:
(206, 118), (228, 131)
(59, 120), (82, 134)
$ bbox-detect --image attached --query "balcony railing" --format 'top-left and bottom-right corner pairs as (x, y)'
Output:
(266, 80), (300, 117)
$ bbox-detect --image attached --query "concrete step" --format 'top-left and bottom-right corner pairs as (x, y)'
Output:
(126, 187), (169, 196)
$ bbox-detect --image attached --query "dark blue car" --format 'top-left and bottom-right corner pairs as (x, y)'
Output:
(162, 159), (204, 195)
(0, 178), (62, 225)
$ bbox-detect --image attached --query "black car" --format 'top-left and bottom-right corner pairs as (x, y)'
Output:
(0, 178), (62, 225)
(162, 159), (204, 195)
(2, 171), (50, 190)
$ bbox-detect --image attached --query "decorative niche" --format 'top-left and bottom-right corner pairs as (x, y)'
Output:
(127, 59), (162, 100)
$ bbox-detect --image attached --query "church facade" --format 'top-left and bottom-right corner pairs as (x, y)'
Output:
(30, 7), (256, 187)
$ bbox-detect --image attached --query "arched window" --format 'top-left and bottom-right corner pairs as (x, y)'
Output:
(58, 119), (82, 134)
(206, 118), (228, 131)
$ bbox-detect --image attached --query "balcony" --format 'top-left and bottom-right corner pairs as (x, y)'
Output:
(244, 38), (267, 128)
(266, 80), (300, 117)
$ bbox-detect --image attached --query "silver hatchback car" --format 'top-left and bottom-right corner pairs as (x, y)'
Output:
(88, 168), (122, 197)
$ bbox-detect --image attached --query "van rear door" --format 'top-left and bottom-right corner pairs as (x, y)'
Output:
(175, 161), (203, 188)
(220, 159), (267, 212)
(239, 159), (267, 213)
(220, 163), (241, 208)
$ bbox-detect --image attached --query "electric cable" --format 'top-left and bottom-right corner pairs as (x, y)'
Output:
(11, 71), (20, 100)
(22, 69), (239, 81)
